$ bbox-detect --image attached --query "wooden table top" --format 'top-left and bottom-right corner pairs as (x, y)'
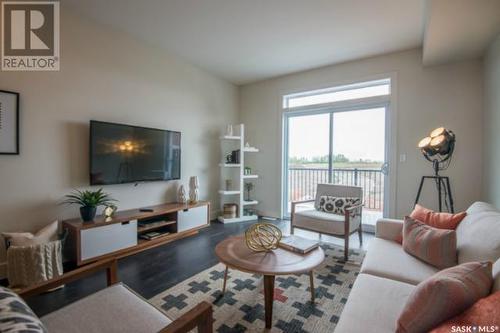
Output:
(215, 236), (325, 275)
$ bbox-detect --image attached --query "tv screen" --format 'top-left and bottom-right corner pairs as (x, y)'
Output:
(90, 121), (181, 185)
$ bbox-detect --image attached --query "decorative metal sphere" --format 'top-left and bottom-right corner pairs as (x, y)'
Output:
(245, 223), (282, 252)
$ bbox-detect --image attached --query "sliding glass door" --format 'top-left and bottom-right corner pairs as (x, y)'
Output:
(283, 106), (388, 228)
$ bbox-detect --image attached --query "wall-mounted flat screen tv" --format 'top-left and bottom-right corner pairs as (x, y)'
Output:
(90, 121), (181, 185)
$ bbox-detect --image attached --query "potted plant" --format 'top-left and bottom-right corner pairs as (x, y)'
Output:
(63, 189), (116, 222)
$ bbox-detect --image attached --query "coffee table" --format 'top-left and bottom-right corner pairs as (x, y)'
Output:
(215, 236), (325, 329)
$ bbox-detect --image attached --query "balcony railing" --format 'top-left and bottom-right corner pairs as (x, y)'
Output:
(288, 167), (384, 211)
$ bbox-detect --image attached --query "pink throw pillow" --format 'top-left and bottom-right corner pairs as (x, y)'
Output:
(397, 261), (493, 333)
(402, 216), (457, 269)
(395, 205), (466, 244)
(430, 291), (500, 333)
(410, 204), (466, 229)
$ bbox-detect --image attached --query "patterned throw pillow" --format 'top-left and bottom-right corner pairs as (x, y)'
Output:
(397, 261), (493, 333)
(318, 196), (361, 215)
(0, 286), (47, 333)
(403, 216), (457, 269)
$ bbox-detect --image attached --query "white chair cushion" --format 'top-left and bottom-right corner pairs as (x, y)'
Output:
(42, 283), (172, 333)
(335, 273), (415, 333)
(361, 238), (439, 285)
(456, 201), (500, 263)
(293, 209), (360, 235)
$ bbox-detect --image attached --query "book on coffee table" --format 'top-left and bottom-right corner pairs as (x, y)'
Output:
(278, 235), (319, 254)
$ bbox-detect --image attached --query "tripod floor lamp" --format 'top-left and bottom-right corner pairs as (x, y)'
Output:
(414, 127), (455, 213)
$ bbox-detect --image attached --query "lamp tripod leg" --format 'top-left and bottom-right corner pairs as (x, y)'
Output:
(415, 177), (425, 207)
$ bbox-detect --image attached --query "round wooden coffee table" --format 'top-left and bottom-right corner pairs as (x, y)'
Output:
(215, 235), (325, 329)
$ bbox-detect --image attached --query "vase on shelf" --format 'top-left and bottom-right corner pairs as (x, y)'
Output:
(189, 176), (199, 203)
(177, 185), (187, 204)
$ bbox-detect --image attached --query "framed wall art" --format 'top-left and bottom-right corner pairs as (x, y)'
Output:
(0, 90), (19, 155)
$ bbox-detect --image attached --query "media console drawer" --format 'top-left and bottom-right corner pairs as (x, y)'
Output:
(80, 220), (138, 261)
(177, 205), (209, 232)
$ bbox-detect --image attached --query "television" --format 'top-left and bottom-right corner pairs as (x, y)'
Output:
(89, 121), (181, 185)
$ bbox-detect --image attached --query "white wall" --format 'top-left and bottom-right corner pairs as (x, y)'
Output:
(240, 49), (483, 218)
(0, 10), (238, 265)
(483, 34), (500, 207)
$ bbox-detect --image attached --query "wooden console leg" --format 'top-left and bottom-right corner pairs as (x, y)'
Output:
(264, 275), (275, 329)
(222, 266), (229, 295)
(309, 271), (315, 303)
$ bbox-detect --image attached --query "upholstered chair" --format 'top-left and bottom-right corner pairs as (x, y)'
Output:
(291, 184), (363, 260)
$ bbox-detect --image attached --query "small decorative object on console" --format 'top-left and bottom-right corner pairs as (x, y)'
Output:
(189, 176), (199, 203)
(244, 167), (252, 175)
(104, 205), (117, 219)
(62, 188), (116, 222)
(245, 223), (282, 252)
(177, 184), (187, 204)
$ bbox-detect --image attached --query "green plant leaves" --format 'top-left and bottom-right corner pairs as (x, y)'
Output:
(62, 188), (117, 208)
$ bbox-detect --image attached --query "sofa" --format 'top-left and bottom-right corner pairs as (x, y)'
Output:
(335, 201), (500, 332)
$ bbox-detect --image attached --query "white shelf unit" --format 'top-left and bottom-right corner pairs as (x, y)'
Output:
(218, 124), (259, 223)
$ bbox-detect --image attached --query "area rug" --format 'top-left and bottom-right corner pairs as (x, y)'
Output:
(149, 244), (365, 333)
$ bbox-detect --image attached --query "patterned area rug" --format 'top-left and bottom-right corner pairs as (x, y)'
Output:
(150, 244), (365, 333)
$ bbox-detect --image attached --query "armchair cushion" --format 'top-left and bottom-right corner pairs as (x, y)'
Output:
(318, 196), (361, 215)
(293, 209), (360, 236)
(41, 283), (172, 333)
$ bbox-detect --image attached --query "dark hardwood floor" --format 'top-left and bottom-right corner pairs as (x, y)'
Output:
(26, 219), (373, 316)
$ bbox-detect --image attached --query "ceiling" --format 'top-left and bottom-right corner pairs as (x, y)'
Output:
(423, 0), (500, 65)
(63, 0), (425, 84)
(64, 0), (500, 85)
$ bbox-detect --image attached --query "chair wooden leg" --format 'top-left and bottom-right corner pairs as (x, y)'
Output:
(344, 234), (349, 261)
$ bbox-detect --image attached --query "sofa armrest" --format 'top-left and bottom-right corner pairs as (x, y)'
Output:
(375, 218), (404, 242)
(160, 301), (213, 333)
(18, 258), (118, 298)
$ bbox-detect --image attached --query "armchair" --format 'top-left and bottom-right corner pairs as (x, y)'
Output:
(17, 259), (213, 333)
(291, 184), (363, 261)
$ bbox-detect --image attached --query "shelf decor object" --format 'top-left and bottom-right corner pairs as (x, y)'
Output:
(189, 176), (199, 204)
(177, 184), (187, 204)
(218, 124), (259, 223)
(244, 223), (282, 252)
(0, 90), (19, 155)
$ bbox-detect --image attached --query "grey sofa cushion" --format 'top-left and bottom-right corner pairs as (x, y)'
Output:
(335, 273), (414, 333)
(361, 237), (439, 285)
(456, 201), (500, 263)
(41, 283), (171, 333)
